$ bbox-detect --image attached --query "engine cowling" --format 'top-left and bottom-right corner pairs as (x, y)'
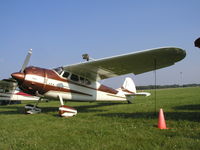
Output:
(12, 66), (46, 95)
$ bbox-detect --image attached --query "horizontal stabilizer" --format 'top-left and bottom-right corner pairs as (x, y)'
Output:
(117, 77), (151, 102)
(126, 92), (151, 97)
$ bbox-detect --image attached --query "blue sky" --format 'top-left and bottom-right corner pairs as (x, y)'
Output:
(0, 0), (200, 87)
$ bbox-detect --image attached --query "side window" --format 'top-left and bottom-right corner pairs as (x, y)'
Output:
(80, 77), (85, 84)
(85, 79), (91, 85)
(5, 89), (9, 93)
(63, 72), (70, 78)
(70, 74), (79, 82)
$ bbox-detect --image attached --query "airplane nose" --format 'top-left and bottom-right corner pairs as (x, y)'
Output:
(11, 72), (25, 82)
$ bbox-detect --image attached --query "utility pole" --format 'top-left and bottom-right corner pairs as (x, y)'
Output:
(180, 72), (183, 87)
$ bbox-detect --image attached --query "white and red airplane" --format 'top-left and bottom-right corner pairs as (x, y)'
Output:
(0, 79), (39, 107)
(4, 47), (186, 117)
(0, 79), (39, 101)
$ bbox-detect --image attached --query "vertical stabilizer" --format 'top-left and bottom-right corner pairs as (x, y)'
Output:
(116, 77), (151, 104)
(122, 77), (136, 93)
(119, 77), (151, 97)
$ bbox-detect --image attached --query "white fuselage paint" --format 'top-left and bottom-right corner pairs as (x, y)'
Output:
(0, 90), (39, 101)
(25, 74), (127, 102)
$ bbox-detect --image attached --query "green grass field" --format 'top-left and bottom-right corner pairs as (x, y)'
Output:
(0, 87), (200, 150)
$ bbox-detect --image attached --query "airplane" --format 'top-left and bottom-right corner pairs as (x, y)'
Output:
(3, 47), (186, 117)
(0, 79), (39, 106)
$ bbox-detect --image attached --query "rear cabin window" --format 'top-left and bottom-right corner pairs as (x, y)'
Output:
(66, 73), (91, 85)
(85, 79), (91, 85)
(63, 72), (70, 78)
(80, 77), (85, 84)
(70, 74), (79, 82)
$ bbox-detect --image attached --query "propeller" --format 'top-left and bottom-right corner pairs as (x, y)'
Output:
(11, 49), (33, 83)
(20, 49), (32, 73)
(0, 49), (33, 93)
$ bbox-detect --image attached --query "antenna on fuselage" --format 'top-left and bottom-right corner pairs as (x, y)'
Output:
(82, 54), (95, 61)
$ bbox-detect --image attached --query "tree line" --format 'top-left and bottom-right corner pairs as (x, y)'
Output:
(137, 84), (200, 90)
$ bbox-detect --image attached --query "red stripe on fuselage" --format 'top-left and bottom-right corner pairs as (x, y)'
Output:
(16, 92), (33, 96)
(121, 88), (134, 94)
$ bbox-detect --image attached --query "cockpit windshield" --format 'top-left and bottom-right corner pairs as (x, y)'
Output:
(53, 67), (63, 75)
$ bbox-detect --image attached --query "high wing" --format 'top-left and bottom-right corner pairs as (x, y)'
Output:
(62, 47), (186, 81)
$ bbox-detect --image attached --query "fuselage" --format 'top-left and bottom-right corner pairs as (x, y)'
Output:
(0, 90), (39, 101)
(11, 66), (127, 102)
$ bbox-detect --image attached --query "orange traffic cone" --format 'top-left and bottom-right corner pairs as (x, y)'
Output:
(158, 108), (168, 129)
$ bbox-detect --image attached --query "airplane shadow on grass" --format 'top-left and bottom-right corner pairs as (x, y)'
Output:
(173, 104), (200, 111)
(96, 104), (200, 122)
(1, 103), (199, 122)
(97, 111), (200, 122)
(74, 102), (124, 112)
(42, 102), (123, 114)
(0, 106), (27, 115)
(0, 102), (124, 115)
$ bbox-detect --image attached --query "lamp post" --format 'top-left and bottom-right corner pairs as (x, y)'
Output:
(180, 72), (183, 87)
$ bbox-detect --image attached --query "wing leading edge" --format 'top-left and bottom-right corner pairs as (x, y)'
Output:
(63, 47), (186, 81)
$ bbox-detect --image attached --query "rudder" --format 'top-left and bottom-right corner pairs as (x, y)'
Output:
(121, 77), (136, 94)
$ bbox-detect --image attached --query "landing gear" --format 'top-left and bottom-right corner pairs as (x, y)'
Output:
(24, 98), (42, 114)
(126, 96), (134, 104)
(24, 95), (78, 117)
(59, 105), (77, 117)
(127, 100), (132, 104)
(58, 95), (77, 117)
(25, 104), (41, 114)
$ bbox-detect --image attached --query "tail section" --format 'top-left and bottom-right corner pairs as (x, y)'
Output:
(121, 77), (137, 94)
(117, 77), (151, 102)
(117, 77), (151, 103)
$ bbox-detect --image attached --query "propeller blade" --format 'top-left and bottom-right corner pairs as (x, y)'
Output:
(21, 49), (32, 73)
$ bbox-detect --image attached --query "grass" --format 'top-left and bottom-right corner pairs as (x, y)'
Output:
(0, 87), (200, 150)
